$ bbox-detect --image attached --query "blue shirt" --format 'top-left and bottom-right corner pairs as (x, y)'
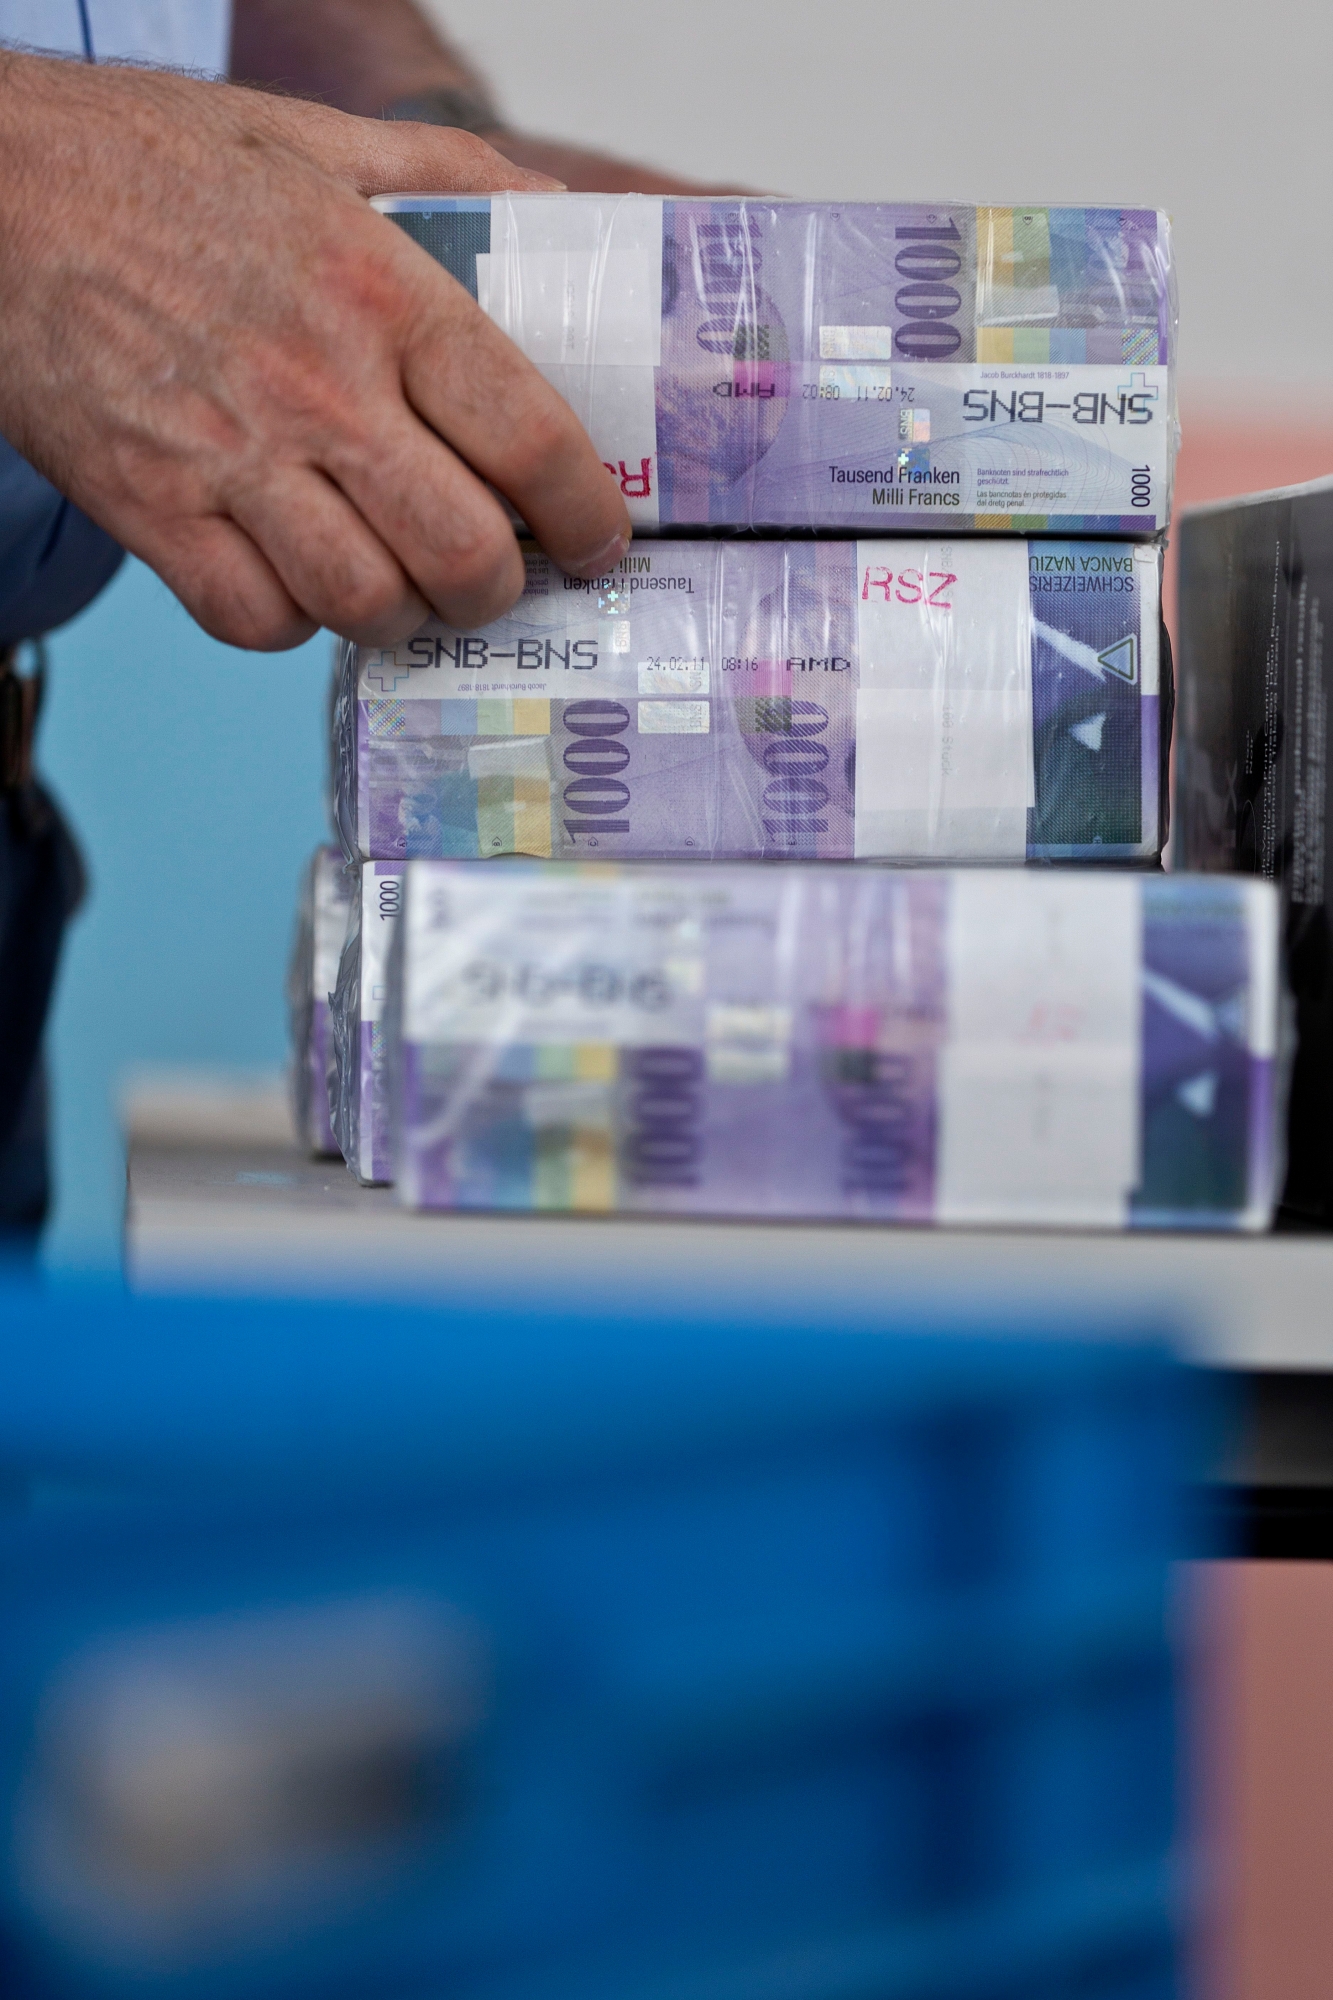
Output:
(0, 2), (232, 639)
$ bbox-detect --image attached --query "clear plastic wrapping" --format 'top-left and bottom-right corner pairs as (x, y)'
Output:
(376, 196), (1177, 536)
(285, 846), (353, 1156)
(335, 537), (1168, 868)
(329, 861), (402, 1184)
(387, 862), (1282, 1231)
(1176, 475), (1333, 1223)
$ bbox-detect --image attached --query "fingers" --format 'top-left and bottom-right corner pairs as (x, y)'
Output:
(322, 404), (538, 631)
(146, 515), (319, 653)
(218, 96), (627, 595)
(392, 275), (632, 582)
(86, 81), (628, 640)
(227, 464), (435, 645)
(353, 121), (566, 198)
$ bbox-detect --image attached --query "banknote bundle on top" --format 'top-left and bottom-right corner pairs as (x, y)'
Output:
(289, 194), (1286, 1231)
(375, 197), (1177, 535)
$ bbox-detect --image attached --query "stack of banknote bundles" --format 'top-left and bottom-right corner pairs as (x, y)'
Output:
(341, 197), (1178, 872)
(1176, 477), (1333, 1223)
(311, 192), (1283, 1226)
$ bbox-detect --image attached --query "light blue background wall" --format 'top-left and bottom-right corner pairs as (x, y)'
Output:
(39, 560), (330, 1268)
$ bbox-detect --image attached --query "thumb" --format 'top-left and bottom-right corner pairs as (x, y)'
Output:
(339, 119), (567, 198)
(245, 92), (564, 196)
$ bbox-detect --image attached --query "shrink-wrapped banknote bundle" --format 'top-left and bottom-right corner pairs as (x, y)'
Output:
(329, 861), (402, 1184)
(377, 195), (1176, 536)
(336, 538), (1168, 868)
(286, 846), (352, 1156)
(386, 862), (1281, 1231)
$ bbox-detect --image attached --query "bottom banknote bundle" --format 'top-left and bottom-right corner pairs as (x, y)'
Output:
(386, 863), (1283, 1231)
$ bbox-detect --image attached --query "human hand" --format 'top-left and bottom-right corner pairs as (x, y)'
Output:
(0, 53), (632, 651)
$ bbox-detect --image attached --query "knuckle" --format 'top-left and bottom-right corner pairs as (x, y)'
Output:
(449, 514), (519, 587)
(328, 563), (404, 635)
(157, 522), (316, 652)
(188, 573), (309, 652)
(341, 604), (426, 649)
(444, 128), (491, 166)
(436, 524), (523, 624)
(209, 599), (310, 652)
(322, 237), (413, 327)
(237, 605), (315, 652)
(503, 396), (581, 483)
(435, 129), (502, 183)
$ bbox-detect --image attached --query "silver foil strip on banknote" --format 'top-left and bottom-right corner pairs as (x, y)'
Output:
(336, 538), (1167, 869)
(286, 846), (353, 1157)
(376, 196), (1176, 536)
(330, 861), (402, 1184)
(387, 863), (1282, 1232)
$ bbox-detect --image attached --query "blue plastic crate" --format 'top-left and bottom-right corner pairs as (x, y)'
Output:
(0, 1290), (1192, 2000)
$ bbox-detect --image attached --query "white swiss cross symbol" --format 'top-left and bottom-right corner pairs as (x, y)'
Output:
(1117, 370), (1158, 403)
(363, 650), (410, 693)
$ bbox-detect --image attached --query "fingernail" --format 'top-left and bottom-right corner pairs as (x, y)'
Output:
(569, 530), (630, 579)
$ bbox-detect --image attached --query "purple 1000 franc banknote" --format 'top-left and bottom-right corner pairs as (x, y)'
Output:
(286, 846), (352, 1156)
(375, 196), (1175, 535)
(388, 864), (1282, 1232)
(330, 861), (402, 1184)
(336, 539), (1167, 868)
